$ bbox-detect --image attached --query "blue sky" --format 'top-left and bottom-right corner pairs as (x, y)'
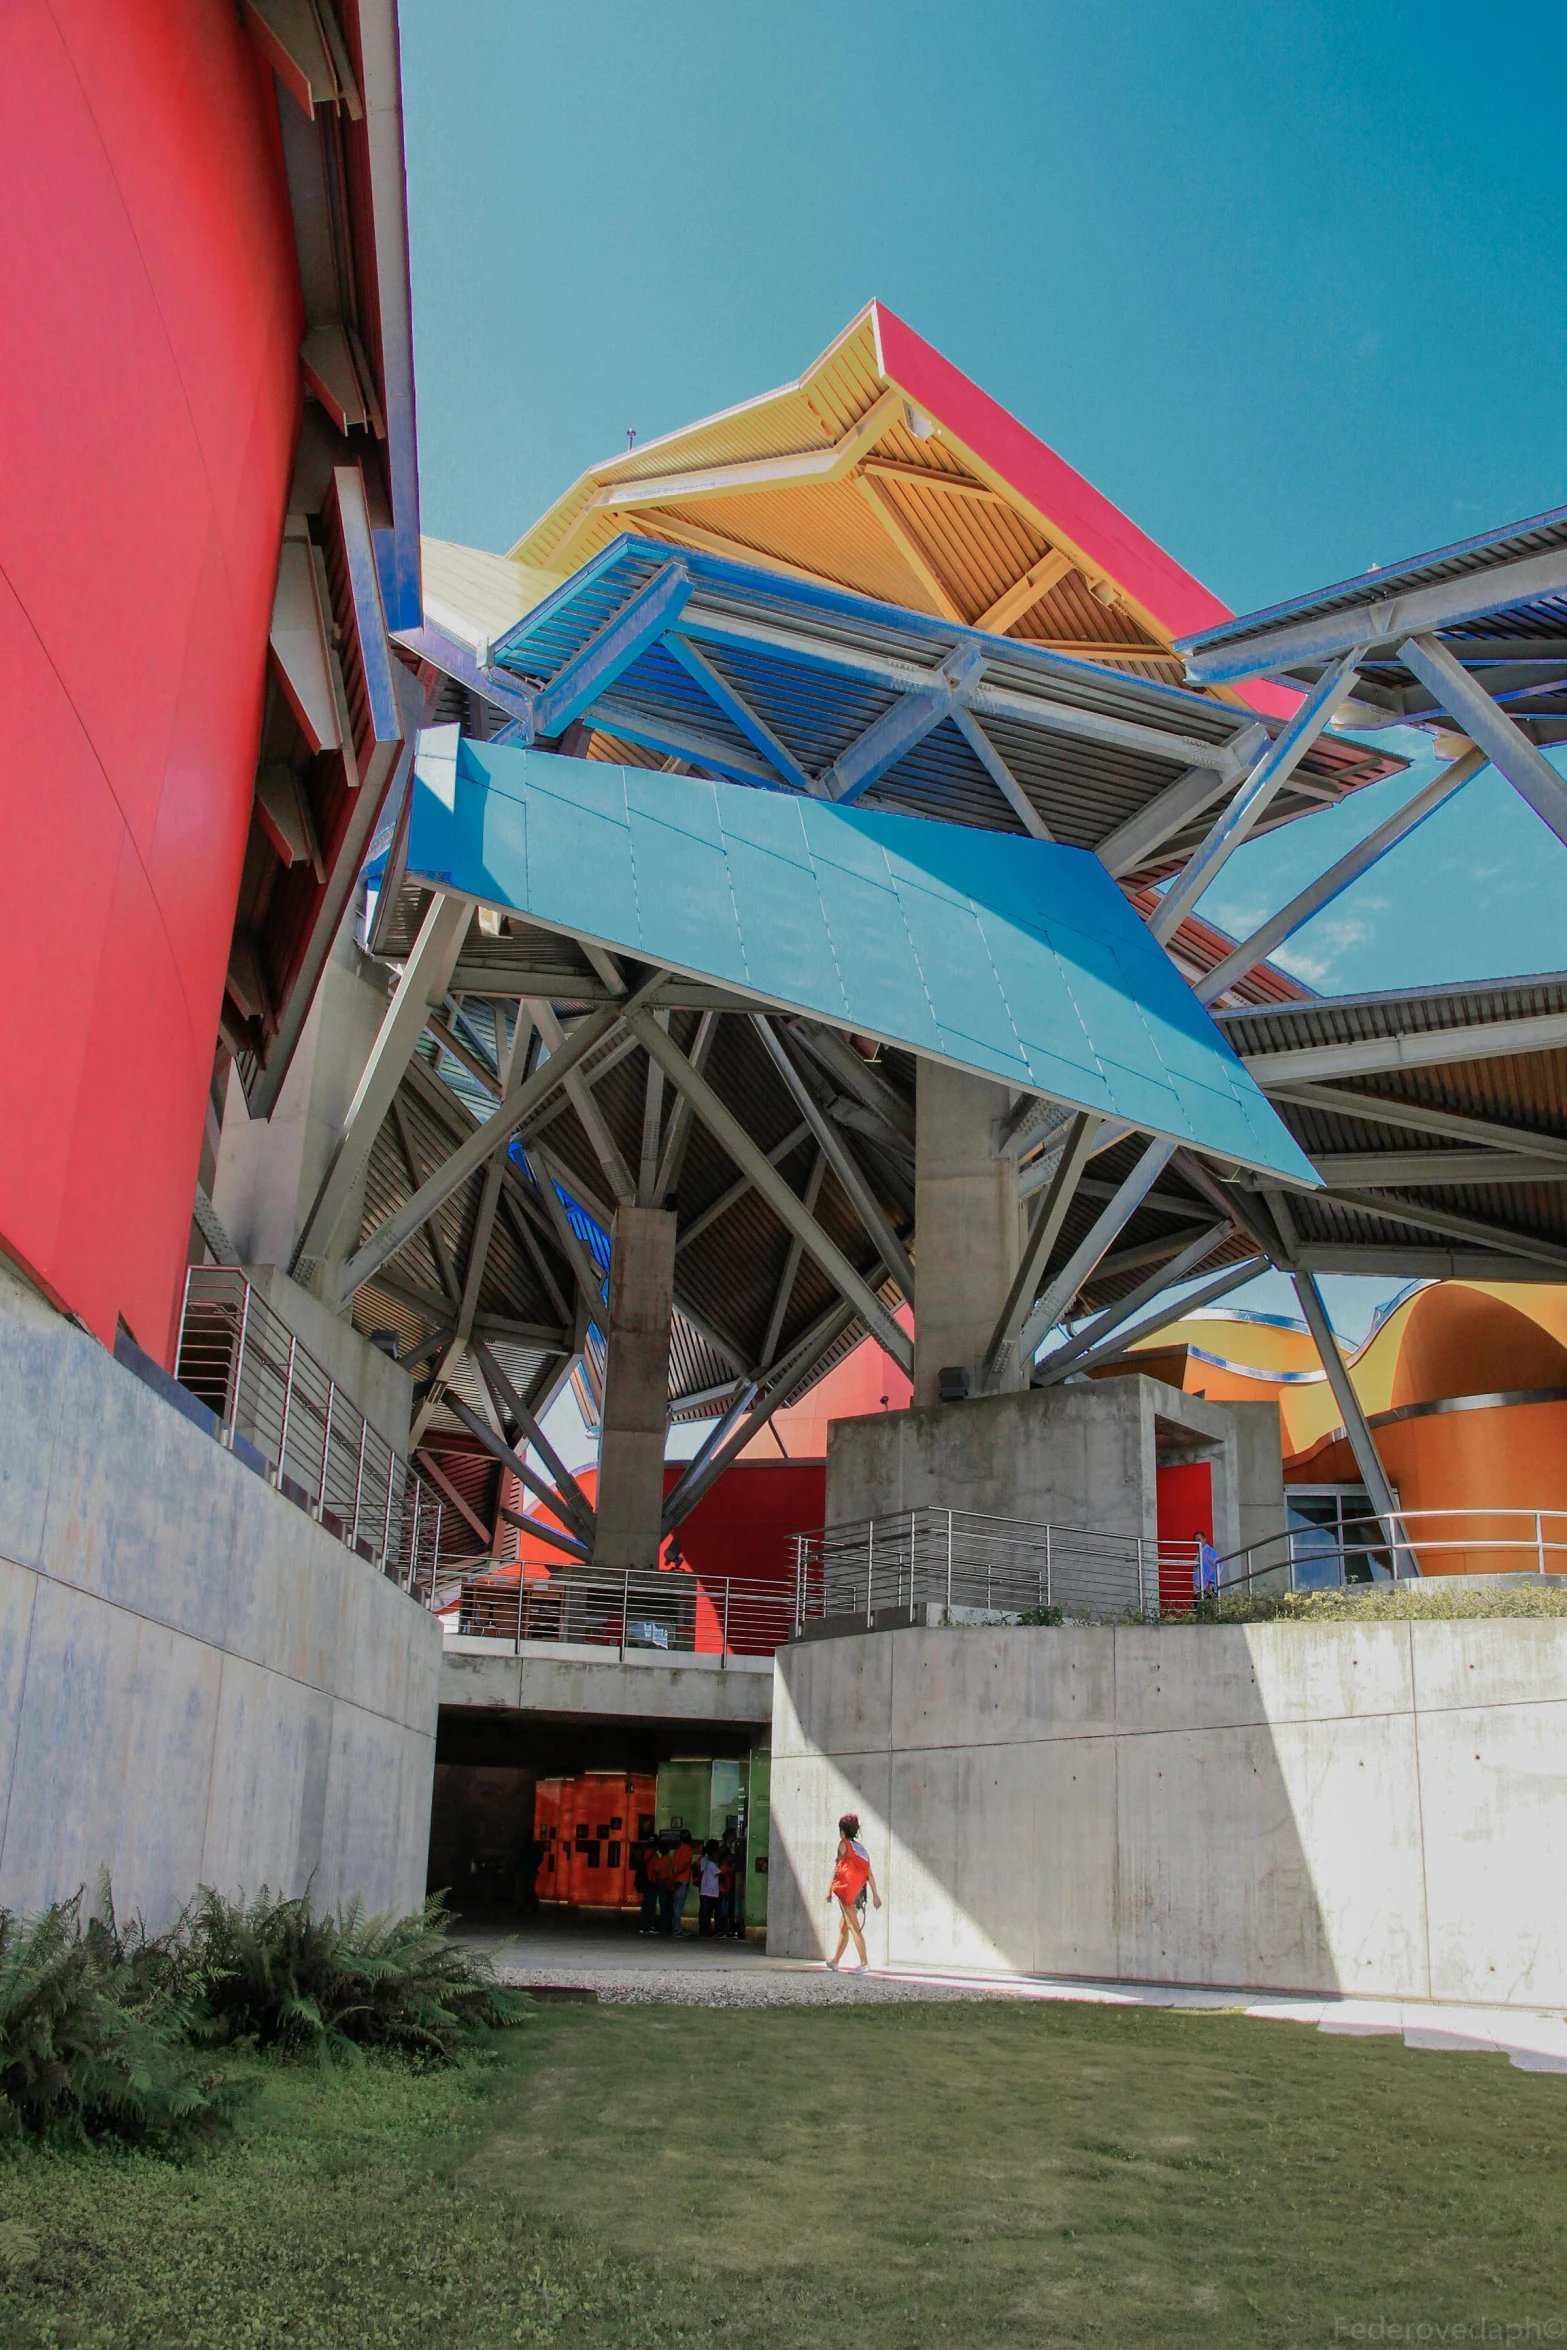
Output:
(398, 1), (1567, 1381)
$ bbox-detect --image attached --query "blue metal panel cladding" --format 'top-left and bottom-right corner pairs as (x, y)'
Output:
(406, 731), (1321, 1188)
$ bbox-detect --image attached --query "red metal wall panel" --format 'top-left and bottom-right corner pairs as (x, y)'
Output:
(0, 1), (302, 1356)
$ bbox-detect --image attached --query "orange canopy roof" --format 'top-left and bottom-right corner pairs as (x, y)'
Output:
(509, 302), (1293, 713)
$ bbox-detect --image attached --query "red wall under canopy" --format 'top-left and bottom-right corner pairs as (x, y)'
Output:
(0, 0), (302, 1356)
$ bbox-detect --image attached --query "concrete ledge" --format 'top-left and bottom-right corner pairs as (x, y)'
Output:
(441, 1642), (774, 1724)
(444, 1635), (772, 1674)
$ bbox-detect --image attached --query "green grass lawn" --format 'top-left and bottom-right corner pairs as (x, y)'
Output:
(2, 1999), (1564, 2347)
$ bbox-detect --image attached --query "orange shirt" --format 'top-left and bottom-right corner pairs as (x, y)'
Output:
(672, 1841), (694, 1885)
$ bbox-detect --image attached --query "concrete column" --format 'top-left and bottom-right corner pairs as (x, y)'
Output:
(594, 1205), (677, 1569)
(912, 1061), (1022, 1409)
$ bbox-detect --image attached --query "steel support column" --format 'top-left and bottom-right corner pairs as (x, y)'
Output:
(1290, 1270), (1398, 1525)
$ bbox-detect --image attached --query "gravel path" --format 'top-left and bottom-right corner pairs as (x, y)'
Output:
(493, 1959), (993, 2007)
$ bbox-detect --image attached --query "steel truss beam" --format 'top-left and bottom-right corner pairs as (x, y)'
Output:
(294, 888), (473, 1268)
(672, 610), (1257, 777)
(1265, 1081), (1567, 1167)
(333, 976), (666, 1306)
(789, 1023), (915, 1143)
(533, 562), (692, 737)
(1195, 747), (1486, 1005)
(1149, 653), (1365, 943)
(1399, 633), (1567, 849)
(472, 1341), (597, 1542)
(1241, 1009), (1567, 1089)
(362, 1268), (569, 1351)
(663, 634), (813, 793)
(628, 1010), (913, 1374)
(1302, 1185), (1567, 1274)
(752, 1019), (914, 1300)
(413, 1448), (492, 1547)
(1291, 1270), (1399, 1527)
(1094, 732), (1266, 880)
(397, 1053), (576, 1324)
(530, 1000), (637, 1204)
(674, 1122), (811, 1252)
(658, 1382), (760, 1535)
(1017, 1136), (1180, 1361)
(1313, 1149), (1567, 1187)
(1032, 1220), (1232, 1384)
(1038, 1255), (1266, 1385)
(821, 646), (985, 804)
(948, 703), (1052, 838)
(654, 1010), (718, 1204)
(759, 1151), (825, 1368)
(981, 1113), (1102, 1387)
(1292, 1244), (1565, 1282)
(1182, 543), (1567, 687)
(661, 1297), (862, 1539)
(437, 1392), (590, 1563)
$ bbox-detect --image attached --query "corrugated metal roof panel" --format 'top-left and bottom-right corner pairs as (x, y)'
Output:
(1183, 506), (1567, 660)
(1218, 972), (1567, 1060)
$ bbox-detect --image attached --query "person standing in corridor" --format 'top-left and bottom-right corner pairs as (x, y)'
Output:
(826, 1813), (881, 1971)
(669, 1830), (695, 1937)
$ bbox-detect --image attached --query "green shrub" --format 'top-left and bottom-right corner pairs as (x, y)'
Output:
(0, 1892), (232, 2145)
(1186, 1581), (1567, 1625)
(179, 1889), (531, 2065)
(1017, 1602), (1066, 1626)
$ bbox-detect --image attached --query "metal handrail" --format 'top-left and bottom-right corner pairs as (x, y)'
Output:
(439, 1559), (808, 1661)
(175, 1266), (446, 1600)
(1207, 1508), (1567, 1603)
(789, 1506), (1184, 1624)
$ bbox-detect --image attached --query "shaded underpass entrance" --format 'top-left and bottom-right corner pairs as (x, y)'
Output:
(429, 1701), (772, 1940)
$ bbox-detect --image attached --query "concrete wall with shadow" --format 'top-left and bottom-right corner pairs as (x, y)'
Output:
(768, 1617), (1567, 2008)
(0, 1258), (440, 1928)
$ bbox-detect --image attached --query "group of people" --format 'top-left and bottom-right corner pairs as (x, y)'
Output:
(635, 1831), (742, 1938)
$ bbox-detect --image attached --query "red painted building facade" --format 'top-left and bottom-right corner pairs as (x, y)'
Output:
(0, 1), (418, 1362)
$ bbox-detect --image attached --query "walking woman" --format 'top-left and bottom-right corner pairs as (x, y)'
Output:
(826, 1813), (881, 1970)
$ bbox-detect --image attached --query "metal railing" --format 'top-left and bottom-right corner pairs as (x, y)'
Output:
(175, 1267), (445, 1599)
(429, 1502), (1567, 1654)
(441, 1561), (803, 1660)
(789, 1508), (1186, 1624)
(1205, 1509), (1567, 1604)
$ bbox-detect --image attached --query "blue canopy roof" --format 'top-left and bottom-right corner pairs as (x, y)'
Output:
(396, 535), (1399, 877)
(406, 731), (1318, 1188)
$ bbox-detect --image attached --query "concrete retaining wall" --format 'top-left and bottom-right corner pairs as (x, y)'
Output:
(0, 1259), (440, 1927)
(769, 1617), (1567, 2008)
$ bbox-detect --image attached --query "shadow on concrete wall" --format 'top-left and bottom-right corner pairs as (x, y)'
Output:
(768, 1622), (1466, 1999)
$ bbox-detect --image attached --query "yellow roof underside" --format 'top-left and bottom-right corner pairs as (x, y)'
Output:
(499, 307), (1186, 682)
(419, 536), (560, 652)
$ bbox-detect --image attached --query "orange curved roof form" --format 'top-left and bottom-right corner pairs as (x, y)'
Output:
(508, 302), (1293, 707)
(1112, 1284), (1567, 1564)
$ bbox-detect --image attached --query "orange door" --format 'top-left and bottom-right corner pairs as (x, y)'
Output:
(567, 1772), (622, 1906)
(534, 1778), (568, 1904)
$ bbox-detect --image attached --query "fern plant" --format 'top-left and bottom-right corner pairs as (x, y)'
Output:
(182, 1889), (530, 2064)
(0, 1893), (231, 2144)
